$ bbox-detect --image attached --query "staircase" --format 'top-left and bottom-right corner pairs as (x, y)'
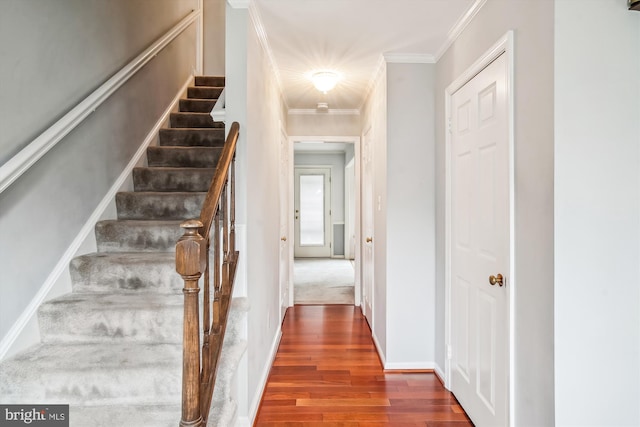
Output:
(0, 76), (246, 426)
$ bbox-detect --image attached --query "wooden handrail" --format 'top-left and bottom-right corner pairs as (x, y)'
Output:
(200, 121), (239, 238)
(176, 121), (240, 427)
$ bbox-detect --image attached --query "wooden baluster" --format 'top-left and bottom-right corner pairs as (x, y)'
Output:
(176, 220), (206, 427)
(212, 209), (221, 335)
(230, 158), (236, 255)
(222, 184), (230, 295)
(200, 240), (211, 397)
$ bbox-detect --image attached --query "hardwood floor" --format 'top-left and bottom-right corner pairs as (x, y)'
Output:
(254, 305), (473, 426)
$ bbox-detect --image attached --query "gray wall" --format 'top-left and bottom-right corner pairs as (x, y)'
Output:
(0, 0), (198, 344)
(386, 63), (435, 367)
(435, 0), (555, 425)
(555, 1), (640, 424)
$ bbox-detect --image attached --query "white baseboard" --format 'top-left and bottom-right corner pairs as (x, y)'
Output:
(0, 76), (193, 361)
(372, 332), (386, 367)
(434, 363), (446, 387)
(235, 416), (250, 427)
(246, 326), (282, 424)
(384, 361), (437, 370)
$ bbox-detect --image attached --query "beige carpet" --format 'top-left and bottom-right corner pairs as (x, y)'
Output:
(294, 258), (355, 305)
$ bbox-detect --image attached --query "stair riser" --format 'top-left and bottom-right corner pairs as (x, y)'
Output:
(147, 147), (221, 168)
(70, 254), (182, 293)
(195, 76), (225, 87)
(39, 302), (183, 344)
(179, 98), (217, 113)
(158, 129), (224, 147)
(0, 364), (181, 406)
(116, 192), (205, 220)
(170, 112), (223, 128)
(187, 86), (223, 99)
(95, 221), (183, 253)
(133, 168), (214, 192)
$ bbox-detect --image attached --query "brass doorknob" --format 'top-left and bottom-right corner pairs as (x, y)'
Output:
(281, 236), (287, 241)
(489, 274), (504, 287)
(366, 237), (373, 243)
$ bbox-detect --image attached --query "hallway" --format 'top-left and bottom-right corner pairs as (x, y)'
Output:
(254, 305), (472, 426)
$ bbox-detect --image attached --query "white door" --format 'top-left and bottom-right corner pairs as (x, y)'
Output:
(361, 127), (374, 325)
(450, 53), (509, 426)
(279, 130), (290, 321)
(294, 167), (331, 258)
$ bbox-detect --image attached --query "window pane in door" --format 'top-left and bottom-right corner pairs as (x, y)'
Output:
(300, 174), (324, 246)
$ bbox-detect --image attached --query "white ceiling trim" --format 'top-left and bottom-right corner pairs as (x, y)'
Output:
(248, 1), (289, 109)
(434, 0), (488, 61)
(288, 108), (360, 116)
(227, 0), (250, 9)
(383, 53), (436, 64)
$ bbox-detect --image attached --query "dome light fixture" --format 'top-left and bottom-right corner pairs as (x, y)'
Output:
(311, 71), (339, 93)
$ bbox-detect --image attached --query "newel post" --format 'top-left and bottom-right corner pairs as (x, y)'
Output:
(176, 219), (206, 427)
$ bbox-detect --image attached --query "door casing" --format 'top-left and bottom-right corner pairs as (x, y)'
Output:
(444, 31), (515, 426)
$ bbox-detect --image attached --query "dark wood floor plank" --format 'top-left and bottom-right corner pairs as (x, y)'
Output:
(253, 305), (473, 427)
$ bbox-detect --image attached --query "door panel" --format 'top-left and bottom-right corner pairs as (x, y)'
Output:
(294, 168), (331, 258)
(450, 53), (509, 427)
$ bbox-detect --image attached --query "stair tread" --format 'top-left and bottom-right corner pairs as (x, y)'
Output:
(70, 252), (182, 293)
(134, 166), (216, 171)
(75, 250), (176, 262)
(71, 404), (181, 427)
(0, 342), (182, 405)
(0, 342), (181, 372)
(118, 190), (207, 196)
(95, 220), (184, 252)
(42, 291), (184, 310)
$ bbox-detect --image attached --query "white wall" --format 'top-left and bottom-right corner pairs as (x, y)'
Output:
(0, 0), (199, 350)
(435, 1), (555, 425)
(555, 1), (640, 425)
(225, 4), (287, 423)
(385, 63), (436, 368)
(203, 0), (225, 75)
(287, 113), (361, 136)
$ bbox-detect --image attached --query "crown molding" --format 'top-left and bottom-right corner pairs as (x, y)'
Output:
(248, 1), (289, 110)
(227, 0), (250, 9)
(288, 108), (360, 116)
(383, 53), (436, 64)
(435, 0), (488, 61)
(359, 54), (387, 111)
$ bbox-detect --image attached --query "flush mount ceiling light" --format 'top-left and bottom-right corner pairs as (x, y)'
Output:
(311, 71), (339, 93)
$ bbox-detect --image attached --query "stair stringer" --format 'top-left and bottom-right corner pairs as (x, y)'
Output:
(207, 297), (249, 427)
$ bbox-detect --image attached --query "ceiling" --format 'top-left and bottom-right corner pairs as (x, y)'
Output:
(252, 0), (477, 112)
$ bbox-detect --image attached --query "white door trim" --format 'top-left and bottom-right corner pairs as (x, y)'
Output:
(444, 31), (515, 426)
(288, 136), (361, 307)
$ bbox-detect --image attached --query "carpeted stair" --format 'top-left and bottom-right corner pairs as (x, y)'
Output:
(0, 76), (247, 426)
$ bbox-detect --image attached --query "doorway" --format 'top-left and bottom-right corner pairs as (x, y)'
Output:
(445, 33), (514, 427)
(286, 138), (361, 307)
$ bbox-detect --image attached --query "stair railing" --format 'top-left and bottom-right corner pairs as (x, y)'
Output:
(176, 121), (240, 427)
